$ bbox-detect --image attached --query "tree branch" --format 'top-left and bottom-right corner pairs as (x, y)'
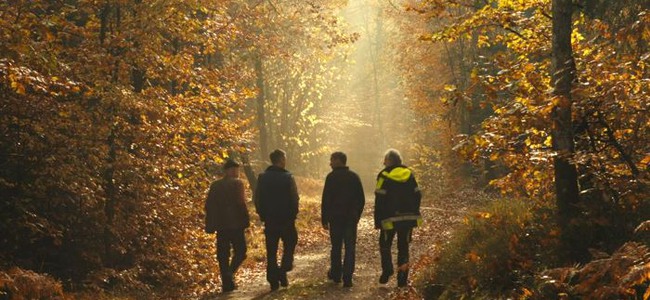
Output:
(597, 114), (640, 177)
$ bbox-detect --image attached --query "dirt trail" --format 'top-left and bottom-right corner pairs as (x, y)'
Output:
(205, 196), (465, 300)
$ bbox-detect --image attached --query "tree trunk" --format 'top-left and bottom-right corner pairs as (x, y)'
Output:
(99, 2), (117, 267)
(372, 10), (384, 147)
(254, 54), (269, 161)
(551, 0), (585, 262)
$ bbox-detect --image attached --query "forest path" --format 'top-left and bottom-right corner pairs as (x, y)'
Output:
(204, 195), (466, 300)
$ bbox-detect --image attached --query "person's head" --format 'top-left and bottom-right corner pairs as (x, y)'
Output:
(383, 149), (402, 167)
(330, 151), (347, 169)
(223, 158), (241, 178)
(270, 149), (286, 168)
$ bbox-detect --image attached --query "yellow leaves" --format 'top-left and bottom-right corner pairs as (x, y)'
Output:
(543, 136), (552, 147)
(10, 80), (26, 95)
(242, 88), (257, 99)
(444, 84), (457, 92)
(471, 68), (480, 80)
(418, 34), (433, 42)
(640, 155), (650, 166)
(477, 35), (491, 48)
(571, 26), (585, 44)
(497, 0), (543, 10)
(474, 212), (492, 219)
(489, 151), (500, 161)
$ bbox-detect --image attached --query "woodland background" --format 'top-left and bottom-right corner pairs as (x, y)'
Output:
(1, 0), (649, 299)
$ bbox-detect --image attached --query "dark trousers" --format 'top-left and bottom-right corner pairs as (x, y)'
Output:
(329, 219), (358, 282)
(264, 221), (298, 283)
(379, 226), (412, 284)
(216, 229), (247, 285)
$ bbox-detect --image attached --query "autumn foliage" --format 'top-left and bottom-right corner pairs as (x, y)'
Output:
(537, 241), (650, 299)
(0, 0), (352, 298)
(1, 0), (649, 299)
(0, 267), (68, 300)
(386, 0), (650, 298)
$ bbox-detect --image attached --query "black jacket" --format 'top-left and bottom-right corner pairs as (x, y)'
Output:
(321, 166), (365, 226)
(254, 165), (300, 225)
(374, 165), (422, 230)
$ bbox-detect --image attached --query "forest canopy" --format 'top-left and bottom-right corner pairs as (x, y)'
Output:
(1, 0), (648, 299)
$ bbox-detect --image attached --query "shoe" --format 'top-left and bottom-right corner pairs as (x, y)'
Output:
(397, 271), (408, 287)
(270, 280), (280, 291)
(279, 271), (288, 287)
(222, 280), (236, 293)
(327, 270), (341, 283)
(379, 270), (393, 284)
(343, 279), (353, 288)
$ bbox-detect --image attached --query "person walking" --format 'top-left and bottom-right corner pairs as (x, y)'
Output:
(321, 152), (365, 288)
(374, 149), (422, 287)
(254, 149), (300, 291)
(204, 159), (250, 293)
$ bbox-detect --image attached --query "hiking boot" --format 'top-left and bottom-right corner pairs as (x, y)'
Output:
(343, 279), (353, 288)
(270, 280), (280, 291)
(222, 280), (236, 293)
(327, 270), (341, 283)
(279, 271), (289, 287)
(379, 270), (393, 284)
(397, 271), (408, 287)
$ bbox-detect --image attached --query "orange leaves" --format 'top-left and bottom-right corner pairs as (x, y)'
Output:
(474, 211), (492, 219)
(540, 242), (650, 299)
(0, 267), (66, 300)
(10, 79), (26, 95)
(466, 251), (481, 263)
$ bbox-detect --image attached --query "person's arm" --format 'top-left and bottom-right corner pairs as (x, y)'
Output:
(254, 174), (265, 222)
(235, 180), (250, 226)
(321, 174), (332, 229)
(289, 175), (300, 217)
(374, 174), (385, 229)
(205, 184), (217, 233)
(411, 175), (422, 212)
(355, 173), (365, 222)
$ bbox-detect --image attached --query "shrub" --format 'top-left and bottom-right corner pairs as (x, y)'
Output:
(536, 241), (650, 299)
(421, 198), (559, 299)
(0, 267), (68, 300)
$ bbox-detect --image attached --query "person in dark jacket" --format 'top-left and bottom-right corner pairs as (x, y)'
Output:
(205, 159), (250, 293)
(254, 149), (300, 291)
(374, 149), (422, 287)
(321, 151), (365, 287)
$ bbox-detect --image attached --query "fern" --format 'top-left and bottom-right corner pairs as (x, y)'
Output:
(538, 242), (650, 299)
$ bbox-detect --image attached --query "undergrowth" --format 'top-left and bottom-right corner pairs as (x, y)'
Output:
(419, 198), (559, 299)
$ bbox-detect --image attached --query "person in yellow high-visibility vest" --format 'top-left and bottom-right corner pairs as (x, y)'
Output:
(374, 149), (422, 287)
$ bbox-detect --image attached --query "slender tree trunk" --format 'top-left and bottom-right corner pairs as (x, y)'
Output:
(254, 54), (269, 161)
(99, 2), (117, 267)
(551, 0), (585, 262)
(103, 127), (117, 267)
(371, 9), (384, 147)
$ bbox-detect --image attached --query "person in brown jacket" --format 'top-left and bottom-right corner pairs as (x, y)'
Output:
(205, 159), (250, 293)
